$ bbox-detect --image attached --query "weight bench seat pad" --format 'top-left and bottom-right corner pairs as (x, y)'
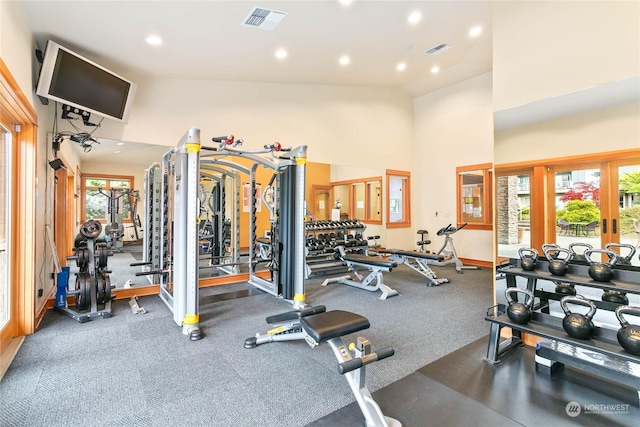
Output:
(343, 254), (397, 269)
(383, 249), (444, 261)
(256, 237), (270, 245)
(300, 310), (370, 344)
(265, 305), (327, 324)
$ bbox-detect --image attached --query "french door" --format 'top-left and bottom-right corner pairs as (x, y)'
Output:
(497, 150), (640, 266)
(1, 59), (38, 361)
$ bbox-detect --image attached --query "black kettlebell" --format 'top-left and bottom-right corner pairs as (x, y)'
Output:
(541, 243), (560, 258)
(604, 243), (636, 266)
(569, 242), (593, 263)
(505, 288), (535, 325)
(615, 305), (640, 356)
(554, 281), (577, 295)
(561, 295), (597, 340)
(584, 249), (618, 282)
(518, 248), (538, 272)
(602, 289), (629, 305)
(543, 247), (571, 276)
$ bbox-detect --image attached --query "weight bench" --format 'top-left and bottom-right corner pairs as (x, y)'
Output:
(321, 246), (399, 300)
(245, 306), (401, 427)
(377, 249), (449, 286)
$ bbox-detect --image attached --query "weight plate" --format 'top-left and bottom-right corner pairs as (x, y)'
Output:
(76, 248), (89, 269)
(80, 220), (102, 238)
(96, 275), (105, 304)
(103, 274), (111, 302)
(75, 273), (90, 311)
(96, 244), (108, 268)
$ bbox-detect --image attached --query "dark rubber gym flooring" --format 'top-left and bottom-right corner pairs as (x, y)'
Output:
(308, 337), (640, 426)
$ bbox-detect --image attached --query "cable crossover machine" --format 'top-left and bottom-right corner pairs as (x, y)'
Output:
(137, 128), (308, 340)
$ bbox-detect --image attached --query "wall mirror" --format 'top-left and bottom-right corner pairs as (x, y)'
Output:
(63, 139), (386, 289)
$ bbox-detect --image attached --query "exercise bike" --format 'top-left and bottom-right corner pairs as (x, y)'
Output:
(424, 223), (479, 273)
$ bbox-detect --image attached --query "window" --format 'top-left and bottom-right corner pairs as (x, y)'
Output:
(83, 175), (134, 222)
(386, 170), (411, 228)
(456, 164), (492, 230)
(330, 176), (382, 224)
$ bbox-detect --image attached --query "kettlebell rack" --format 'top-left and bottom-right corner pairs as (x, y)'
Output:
(485, 258), (640, 403)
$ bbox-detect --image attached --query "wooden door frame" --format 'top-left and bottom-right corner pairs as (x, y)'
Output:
(0, 59), (38, 350)
(496, 149), (640, 260)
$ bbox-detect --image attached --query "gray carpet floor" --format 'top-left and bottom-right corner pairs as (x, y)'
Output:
(1, 263), (494, 427)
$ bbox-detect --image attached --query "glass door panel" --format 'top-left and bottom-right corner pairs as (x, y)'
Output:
(0, 127), (10, 329)
(615, 162), (640, 266)
(497, 173), (531, 258)
(553, 167), (601, 250)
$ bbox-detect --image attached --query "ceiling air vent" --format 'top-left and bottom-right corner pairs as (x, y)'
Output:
(241, 7), (287, 30)
(425, 43), (454, 55)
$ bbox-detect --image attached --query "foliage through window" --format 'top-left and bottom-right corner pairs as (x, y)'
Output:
(83, 175), (134, 222)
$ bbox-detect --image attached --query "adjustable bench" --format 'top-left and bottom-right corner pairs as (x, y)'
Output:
(321, 246), (399, 300)
(377, 249), (449, 286)
(245, 306), (401, 427)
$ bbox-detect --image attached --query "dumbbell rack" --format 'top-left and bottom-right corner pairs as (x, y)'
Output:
(485, 259), (640, 403)
(304, 219), (368, 277)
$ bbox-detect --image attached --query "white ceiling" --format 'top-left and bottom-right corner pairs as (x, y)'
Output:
(22, 0), (493, 97)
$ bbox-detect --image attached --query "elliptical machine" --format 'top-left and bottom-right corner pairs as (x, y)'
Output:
(424, 223), (479, 273)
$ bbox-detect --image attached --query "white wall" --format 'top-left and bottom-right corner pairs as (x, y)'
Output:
(412, 73), (494, 262)
(493, 1), (640, 111)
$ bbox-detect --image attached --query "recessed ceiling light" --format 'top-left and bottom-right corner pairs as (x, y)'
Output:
(431, 66), (440, 74)
(145, 35), (162, 45)
(339, 55), (350, 66)
(275, 49), (288, 59)
(408, 11), (422, 25)
(338, 0), (353, 6)
(469, 26), (482, 37)
(116, 142), (124, 146)
(396, 62), (406, 72)
(114, 150), (121, 154)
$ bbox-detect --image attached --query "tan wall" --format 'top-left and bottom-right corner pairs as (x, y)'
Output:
(412, 72), (494, 261)
(493, 1), (640, 111)
(0, 0), (33, 99)
(495, 102), (640, 165)
(93, 77), (414, 170)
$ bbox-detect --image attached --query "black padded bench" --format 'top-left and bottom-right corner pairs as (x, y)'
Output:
(323, 247), (400, 300)
(265, 305), (326, 325)
(343, 254), (397, 270)
(382, 249), (443, 261)
(244, 306), (401, 426)
(377, 249), (449, 286)
(300, 310), (370, 344)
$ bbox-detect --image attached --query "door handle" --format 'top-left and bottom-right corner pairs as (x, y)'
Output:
(602, 219), (607, 234)
(612, 219), (617, 234)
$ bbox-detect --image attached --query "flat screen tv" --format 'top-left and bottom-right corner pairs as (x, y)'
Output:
(36, 40), (137, 123)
